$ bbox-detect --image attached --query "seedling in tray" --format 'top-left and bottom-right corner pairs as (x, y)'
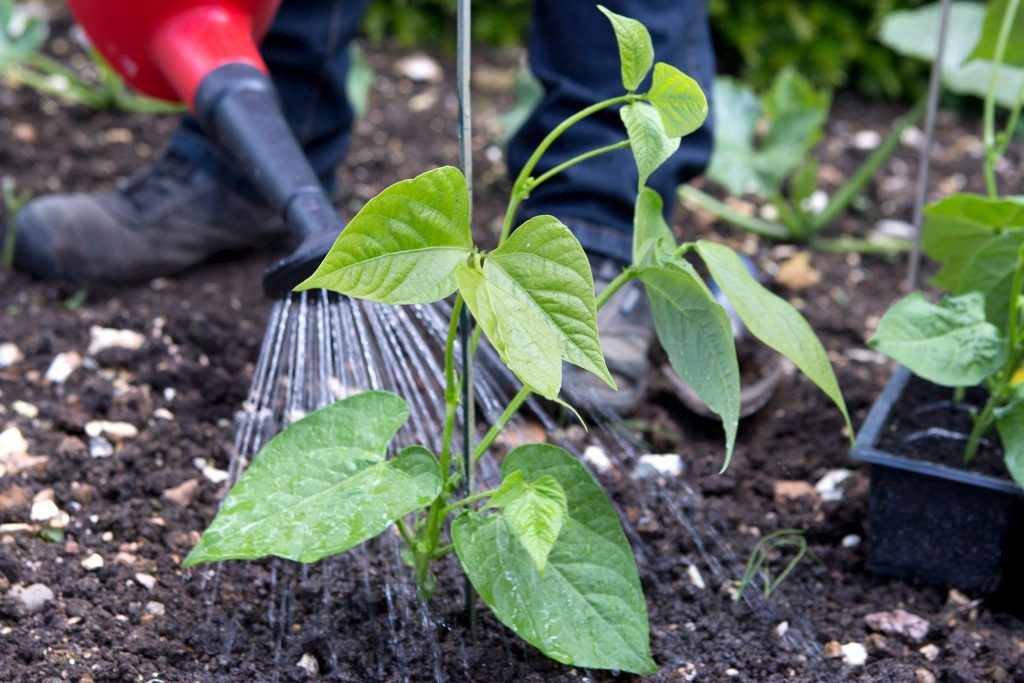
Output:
(184, 7), (849, 673)
(868, 0), (1024, 489)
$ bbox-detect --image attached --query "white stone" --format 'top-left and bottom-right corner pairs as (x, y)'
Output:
(84, 420), (138, 442)
(635, 454), (683, 479)
(7, 583), (54, 614)
(815, 469), (853, 502)
(30, 498), (60, 522)
(852, 129), (882, 150)
(202, 465), (230, 485)
(919, 644), (940, 661)
(44, 352), (81, 384)
(841, 642), (868, 666)
(395, 53), (443, 83)
(12, 401), (38, 418)
(872, 219), (915, 241)
(582, 445), (612, 474)
(135, 573), (156, 590)
(0, 426), (29, 457)
(687, 564), (706, 590)
(775, 621), (790, 638)
(0, 343), (24, 369)
(152, 408), (174, 421)
(841, 534), (862, 549)
(88, 437), (114, 459)
(163, 387), (176, 402)
(87, 326), (145, 355)
(801, 190), (829, 215)
(865, 609), (930, 642)
(144, 601), (165, 616)
(296, 652), (319, 676)
(81, 553), (104, 571)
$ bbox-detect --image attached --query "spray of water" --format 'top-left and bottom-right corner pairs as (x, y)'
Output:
(202, 294), (821, 679)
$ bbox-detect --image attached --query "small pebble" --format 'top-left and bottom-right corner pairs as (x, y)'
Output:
(635, 454), (683, 479)
(852, 129), (882, 150)
(915, 668), (937, 683)
(81, 553), (104, 571)
(6, 583), (54, 615)
(296, 652), (319, 676)
(145, 601), (165, 616)
(775, 621), (789, 638)
(162, 479), (199, 507)
(87, 326), (146, 355)
(84, 420), (138, 442)
(687, 564), (706, 590)
(582, 445), (612, 474)
(135, 573), (156, 590)
(865, 608), (930, 642)
(12, 401), (38, 418)
(773, 480), (817, 502)
(815, 469), (853, 502)
(0, 343), (24, 369)
(88, 437), (114, 459)
(45, 352), (82, 384)
(394, 53), (443, 83)
(919, 644), (940, 661)
(202, 466), (230, 485)
(841, 642), (868, 666)
(841, 534), (861, 549)
(152, 408), (174, 421)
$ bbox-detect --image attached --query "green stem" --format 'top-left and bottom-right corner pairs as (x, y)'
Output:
(809, 96), (927, 233)
(982, 0), (1022, 197)
(810, 236), (910, 255)
(528, 140), (631, 191)
(432, 544), (455, 558)
(473, 387), (531, 463)
(441, 489), (498, 517)
(595, 266), (639, 310)
(964, 398), (998, 462)
(677, 185), (791, 240)
(500, 95), (633, 244)
(396, 518), (416, 549)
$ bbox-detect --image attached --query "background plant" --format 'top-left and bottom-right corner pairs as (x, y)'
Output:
(869, 0), (1024, 488)
(183, 7), (849, 674)
(0, 0), (181, 113)
(1, 177), (31, 270)
(679, 67), (923, 253)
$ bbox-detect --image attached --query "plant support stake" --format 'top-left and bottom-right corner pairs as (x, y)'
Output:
(456, 0), (476, 631)
(906, 0), (951, 292)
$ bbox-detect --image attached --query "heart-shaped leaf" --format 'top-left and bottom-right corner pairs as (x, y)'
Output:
(869, 292), (1007, 387)
(453, 444), (655, 674)
(486, 216), (614, 388)
(484, 470), (568, 572)
(183, 393), (442, 566)
(296, 166), (472, 304)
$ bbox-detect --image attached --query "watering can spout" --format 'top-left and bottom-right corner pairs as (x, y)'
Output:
(67, 0), (342, 298)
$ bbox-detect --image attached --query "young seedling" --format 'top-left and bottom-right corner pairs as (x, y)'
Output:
(679, 68), (924, 254)
(184, 7), (849, 673)
(734, 528), (817, 602)
(869, 0), (1024, 489)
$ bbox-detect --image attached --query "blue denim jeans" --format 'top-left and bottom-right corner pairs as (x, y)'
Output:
(170, 0), (715, 266)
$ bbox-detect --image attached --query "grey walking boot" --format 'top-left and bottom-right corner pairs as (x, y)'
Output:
(10, 151), (293, 282)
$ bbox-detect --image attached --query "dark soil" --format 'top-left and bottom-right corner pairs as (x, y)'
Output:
(877, 375), (1007, 479)
(2, 19), (1023, 683)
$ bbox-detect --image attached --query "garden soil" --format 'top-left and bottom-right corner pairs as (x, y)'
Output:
(1, 31), (1022, 683)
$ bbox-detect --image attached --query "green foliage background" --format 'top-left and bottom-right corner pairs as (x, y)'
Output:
(363, 0), (930, 99)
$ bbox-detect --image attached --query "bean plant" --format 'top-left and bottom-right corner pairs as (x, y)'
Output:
(679, 67), (922, 253)
(185, 7), (849, 673)
(869, 0), (1024, 488)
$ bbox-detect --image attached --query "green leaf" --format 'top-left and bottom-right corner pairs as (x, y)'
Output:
(922, 194), (1024, 290)
(453, 444), (654, 674)
(880, 1), (1024, 108)
(632, 187), (676, 266)
(968, 0), (1024, 67)
(457, 265), (563, 399)
(597, 5), (653, 92)
(996, 395), (1024, 489)
(868, 293), (1007, 387)
(646, 62), (708, 137)
(705, 78), (763, 195)
(695, 240), (851, 433)
(620, 102), (680, 189)
(957, 229), (1024, 329)
(486, 216), (614, 388)
(639, 262), (740, 469)
(756, 67), (830, 193)
(0, 0), (45, 70)
(484, 470), (568, 572)
(296, 166), (472, 304)
(183, 393), (442, 566)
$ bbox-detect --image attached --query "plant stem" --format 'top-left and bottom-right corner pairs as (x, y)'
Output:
(473, 387), (531, 463)
(441, 488), (499, 517)
(810, 236), (910, 255)
(982, 0), (1022, 197)
(528, 140), (631, 191)
(964, 398), (998, 462)
(677, 185), (792, 240)
(595, 266), (639, 309)
(500, 95), (633, 244)
(396, 518), (416, 549)
(810, 96), (927, 233)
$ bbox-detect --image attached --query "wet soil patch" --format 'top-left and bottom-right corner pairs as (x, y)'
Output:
(1, 21), (1022, 683)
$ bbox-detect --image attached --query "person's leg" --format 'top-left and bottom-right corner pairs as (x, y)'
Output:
(12, 0), (369, 282)
(509, 0), (714, 265)
(171, 0), (371, 197)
